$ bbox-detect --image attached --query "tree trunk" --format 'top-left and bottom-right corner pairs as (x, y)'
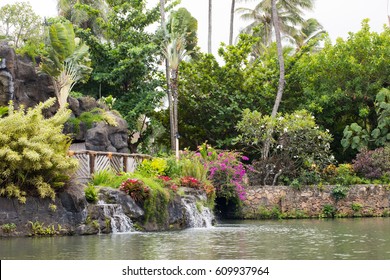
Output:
(229, 0), (235, 45)
(262, 0), (286, 159)
(160, 0), (176, 151)
(171, 68), (179, 150)
(208, 0), (212, 53)
(270, 0), (285, 117)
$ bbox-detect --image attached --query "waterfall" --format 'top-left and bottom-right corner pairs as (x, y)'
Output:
(0, 58), (15, 101)
(97, 201), (134, 233)
(182, 196), (214, 228)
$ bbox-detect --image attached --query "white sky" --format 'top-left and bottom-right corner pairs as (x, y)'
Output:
(1, 0), (389, 56)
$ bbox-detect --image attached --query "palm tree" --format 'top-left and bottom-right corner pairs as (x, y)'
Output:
(229, 0), (236, 45)
(41, 22), (92, 109)
(162, 35), (189, 155)
(236, 0), (314, 49)
(160, 0), (176, 151)
(57, 0), (109, 37)
(208, 0), (212, 53)
(165, 8), (197, 152)
(239, 0), (314, 158)
(270, 0), (284, 118)
(290, 18), (325, 51)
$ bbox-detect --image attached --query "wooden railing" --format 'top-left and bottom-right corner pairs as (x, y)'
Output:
(68, 150), (152, 182)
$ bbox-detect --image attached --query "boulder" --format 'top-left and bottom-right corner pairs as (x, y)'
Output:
(85, 111), (130, 153)
(98, 187), (144, 219)
(0, 41), (58, 114)
(0, 183), (88, 237)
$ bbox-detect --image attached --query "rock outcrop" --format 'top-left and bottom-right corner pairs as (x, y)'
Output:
(85, 112), (129, 153)
(0, 41), (58, 115)
(0, 41), (130, 153)
(0, 185), (212, 237)
(0, 183), (88, 237)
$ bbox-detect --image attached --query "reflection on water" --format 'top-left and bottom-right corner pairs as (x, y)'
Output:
(1, 218), (390, 260)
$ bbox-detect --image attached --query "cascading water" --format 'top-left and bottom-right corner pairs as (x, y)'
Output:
(181, 194), (215, 228)
(0, 58), (15, 102)
(97, 201), (134, 233)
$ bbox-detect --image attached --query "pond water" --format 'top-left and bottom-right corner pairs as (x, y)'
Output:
(1, 218), (390, 260)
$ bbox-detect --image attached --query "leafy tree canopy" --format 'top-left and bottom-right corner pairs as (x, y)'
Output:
(75, 0), (166, 151)
(289, 20), (390, 160)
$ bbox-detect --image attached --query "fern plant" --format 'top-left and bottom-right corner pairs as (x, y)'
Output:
(0, 98), (78, 203)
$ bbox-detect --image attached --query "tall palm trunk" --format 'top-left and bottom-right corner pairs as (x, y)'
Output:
(160, 0), (176, 151)
(263, 0), (286, 159)
(208, 0), (212, 53)
(171, 68), (179, 149)
(229, 0), (235, 45)
(270, 0), (285, 117)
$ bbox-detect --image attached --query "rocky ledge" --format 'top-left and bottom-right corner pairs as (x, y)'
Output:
(0, 183), (214, 237)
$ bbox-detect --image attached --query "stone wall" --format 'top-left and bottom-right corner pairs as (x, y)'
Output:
(242, 185), (390, 219)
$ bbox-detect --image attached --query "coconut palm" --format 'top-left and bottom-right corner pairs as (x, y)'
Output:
(208, 0), (212, 53)
(160, 0), (176, 150)
(236, 0), (314, 49)
(239, 0), (314, 158)
(41, 22), (92, 109)
(57, 0), (109, 37)
(229, 0), (236, 45)
(290, 18), (325, 51)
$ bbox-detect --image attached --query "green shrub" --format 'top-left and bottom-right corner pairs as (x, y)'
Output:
(68, 108), (118, 134)
(136, 158), (168, 177)
(0, 106), (8, 117)
(237, 109), (334, 185)
(353, 146), (390, 181)
(164, 157), (182, 178)
(256, 206), (281, 219)
(331, 184), (349, 200)
(181, 158), (209, 183)
(322, 204), (336, 218)
(351, 202), (363, 212)
(91, 169), (126, 188)
(0, 98), (78, 203)
(28, 221), (61, 236)
(85, 184), (99, 203)
(1, 223), (16, 233)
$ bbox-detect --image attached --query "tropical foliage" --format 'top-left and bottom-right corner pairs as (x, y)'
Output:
(0, 2), (43, 49)
(236, 109), (334, 185)
(0, 98), (78, 203)
(40, 21), (92, 108)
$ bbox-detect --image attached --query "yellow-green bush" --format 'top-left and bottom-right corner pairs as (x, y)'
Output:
(0, 98), (78, 203)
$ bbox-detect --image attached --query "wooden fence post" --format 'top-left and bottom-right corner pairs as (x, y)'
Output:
(89, 151), (96, 176)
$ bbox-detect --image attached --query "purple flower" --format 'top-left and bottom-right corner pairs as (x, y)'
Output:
(242, 156), (249, 161)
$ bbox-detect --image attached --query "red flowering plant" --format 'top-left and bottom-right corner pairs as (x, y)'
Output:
(119, 178), (150, 203)
(180, 176), (202, 189)
(157, 175), (179, 192)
